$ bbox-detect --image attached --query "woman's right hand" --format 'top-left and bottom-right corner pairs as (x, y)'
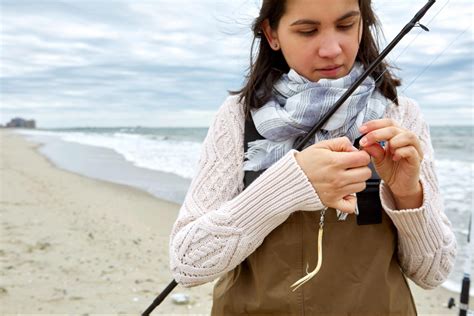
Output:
(294, 137), (372, 214)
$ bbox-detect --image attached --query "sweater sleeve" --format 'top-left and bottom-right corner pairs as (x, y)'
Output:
(380, 97), (457, 289)
(169, 96), (325, 287)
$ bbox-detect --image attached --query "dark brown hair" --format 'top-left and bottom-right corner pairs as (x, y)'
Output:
(232, 0), (401, 119)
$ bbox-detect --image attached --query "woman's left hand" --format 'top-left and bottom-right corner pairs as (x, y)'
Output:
(358, 119), (423, 201)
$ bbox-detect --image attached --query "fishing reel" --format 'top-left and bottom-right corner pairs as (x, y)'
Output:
(446, 271), (472, 315)
(447, 294), (473, 316)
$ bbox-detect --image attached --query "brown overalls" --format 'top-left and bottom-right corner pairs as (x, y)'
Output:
(211, 118), (417, 315)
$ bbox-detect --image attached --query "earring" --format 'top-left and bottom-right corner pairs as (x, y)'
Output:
(273, 43), (279, 49)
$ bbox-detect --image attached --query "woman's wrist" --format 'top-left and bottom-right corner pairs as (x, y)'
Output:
(391, 181), (424, 210)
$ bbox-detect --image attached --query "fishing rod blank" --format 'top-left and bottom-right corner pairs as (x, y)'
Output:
(142, 280), (177, 316)
(142, 1), (436, 314)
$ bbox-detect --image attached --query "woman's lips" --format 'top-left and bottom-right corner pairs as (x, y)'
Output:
(317, 65), (343, 77)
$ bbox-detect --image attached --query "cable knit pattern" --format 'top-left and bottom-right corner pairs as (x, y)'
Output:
(169, 94), (457, 289)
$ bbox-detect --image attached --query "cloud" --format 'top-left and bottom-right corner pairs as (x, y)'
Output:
(0, 0), (472, 127)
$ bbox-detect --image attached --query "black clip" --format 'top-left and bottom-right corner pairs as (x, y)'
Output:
(416, 22), (430, 32)
(353, 135), (383, 225)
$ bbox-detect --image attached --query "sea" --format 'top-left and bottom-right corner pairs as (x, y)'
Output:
(16, 125), (473, 296)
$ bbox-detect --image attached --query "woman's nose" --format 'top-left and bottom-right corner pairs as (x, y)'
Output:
(318, 34), (343, 59)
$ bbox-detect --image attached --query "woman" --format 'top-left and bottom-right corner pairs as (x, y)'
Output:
(169, 0), (457, 314)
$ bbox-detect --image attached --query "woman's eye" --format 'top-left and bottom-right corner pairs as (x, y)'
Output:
(299, 30), (317, 36)
(338, 23), (355, 30)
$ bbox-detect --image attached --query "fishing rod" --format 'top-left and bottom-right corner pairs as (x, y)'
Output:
(142, 1), (436, 314)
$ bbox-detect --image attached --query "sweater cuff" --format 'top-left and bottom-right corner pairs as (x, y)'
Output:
(233, 149), (325, 218)
(286, 149), (326, 211)
(380, 177), (445, 254)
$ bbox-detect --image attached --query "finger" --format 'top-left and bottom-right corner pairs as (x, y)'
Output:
(319, 181), (365, 205)
(359, 118), (400, 134)
(361, 142), (386, 162)
(392, 146), (422, 165)
(340, 182), (367, 196)
(314, 136), (358, 153)
(359, 126), (403, 147)
(388, 132), (424, 160)
(341, 166), (372, 186)
(334, 194), (357, 214)
(334, 150), (371, 169)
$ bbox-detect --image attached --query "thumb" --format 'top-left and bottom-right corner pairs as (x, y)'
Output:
(315, 137), (358, 153)
(334, 194), (357, 214)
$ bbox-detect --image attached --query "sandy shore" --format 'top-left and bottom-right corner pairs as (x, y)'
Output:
(0, 130), (469, 315)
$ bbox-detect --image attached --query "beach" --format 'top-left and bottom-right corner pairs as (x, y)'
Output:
(0, 130), (471, 315)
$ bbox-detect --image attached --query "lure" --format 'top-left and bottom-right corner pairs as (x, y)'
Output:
(290, 209), (326, 291)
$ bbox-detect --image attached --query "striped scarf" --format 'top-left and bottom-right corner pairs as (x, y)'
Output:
(243, 63), (388, 172)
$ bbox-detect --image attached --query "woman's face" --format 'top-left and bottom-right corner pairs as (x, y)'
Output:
(263, 0), (363, 82)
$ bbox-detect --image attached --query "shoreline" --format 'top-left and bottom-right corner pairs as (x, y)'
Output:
(18, 129), (192, 205)
(0, 130), (470, 315)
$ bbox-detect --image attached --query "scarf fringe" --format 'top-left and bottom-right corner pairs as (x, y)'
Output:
(243, 139), (291, 171)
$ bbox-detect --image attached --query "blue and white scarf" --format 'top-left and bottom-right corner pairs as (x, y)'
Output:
(243, 63), (388, 172)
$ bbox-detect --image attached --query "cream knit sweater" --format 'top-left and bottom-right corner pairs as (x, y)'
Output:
(169, 94), (457, 290)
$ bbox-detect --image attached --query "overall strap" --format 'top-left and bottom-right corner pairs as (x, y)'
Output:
(243, 116), (266, 190)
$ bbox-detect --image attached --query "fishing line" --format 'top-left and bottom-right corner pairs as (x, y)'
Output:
(372, 0), (452, 86)
(396, 23), (471, 98)
(379, 22), (472, 109)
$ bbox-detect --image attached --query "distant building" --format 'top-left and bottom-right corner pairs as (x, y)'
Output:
(6, 117), (36, 129)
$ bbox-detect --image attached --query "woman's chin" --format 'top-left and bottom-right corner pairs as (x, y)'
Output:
(303, 67), (350, 82)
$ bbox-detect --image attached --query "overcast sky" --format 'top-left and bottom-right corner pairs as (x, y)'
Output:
(1, 0), (472, 128)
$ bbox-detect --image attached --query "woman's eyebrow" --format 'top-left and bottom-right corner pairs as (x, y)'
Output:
(290, 10), (360, 26)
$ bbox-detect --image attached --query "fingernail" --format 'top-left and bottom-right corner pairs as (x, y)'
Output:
(359, 125), (367, 133)
(360, 137), (367, 146)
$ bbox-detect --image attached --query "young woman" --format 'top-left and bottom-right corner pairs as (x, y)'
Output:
(169, 0), (457, 314)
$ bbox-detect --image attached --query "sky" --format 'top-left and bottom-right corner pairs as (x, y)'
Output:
(0, 0), (472, 128)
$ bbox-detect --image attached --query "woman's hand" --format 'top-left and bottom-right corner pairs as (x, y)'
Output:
(358, 119), (424, 209)
(295, 137), (372, 214)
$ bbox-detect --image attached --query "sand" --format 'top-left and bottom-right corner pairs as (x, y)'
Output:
(0, 130), (470, 315)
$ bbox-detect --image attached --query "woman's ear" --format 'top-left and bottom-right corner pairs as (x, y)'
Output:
(261, 19), (280, 50)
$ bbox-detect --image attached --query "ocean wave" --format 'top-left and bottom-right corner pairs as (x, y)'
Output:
(17, 129), (202, 179)
(442, 279), (474, 296)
